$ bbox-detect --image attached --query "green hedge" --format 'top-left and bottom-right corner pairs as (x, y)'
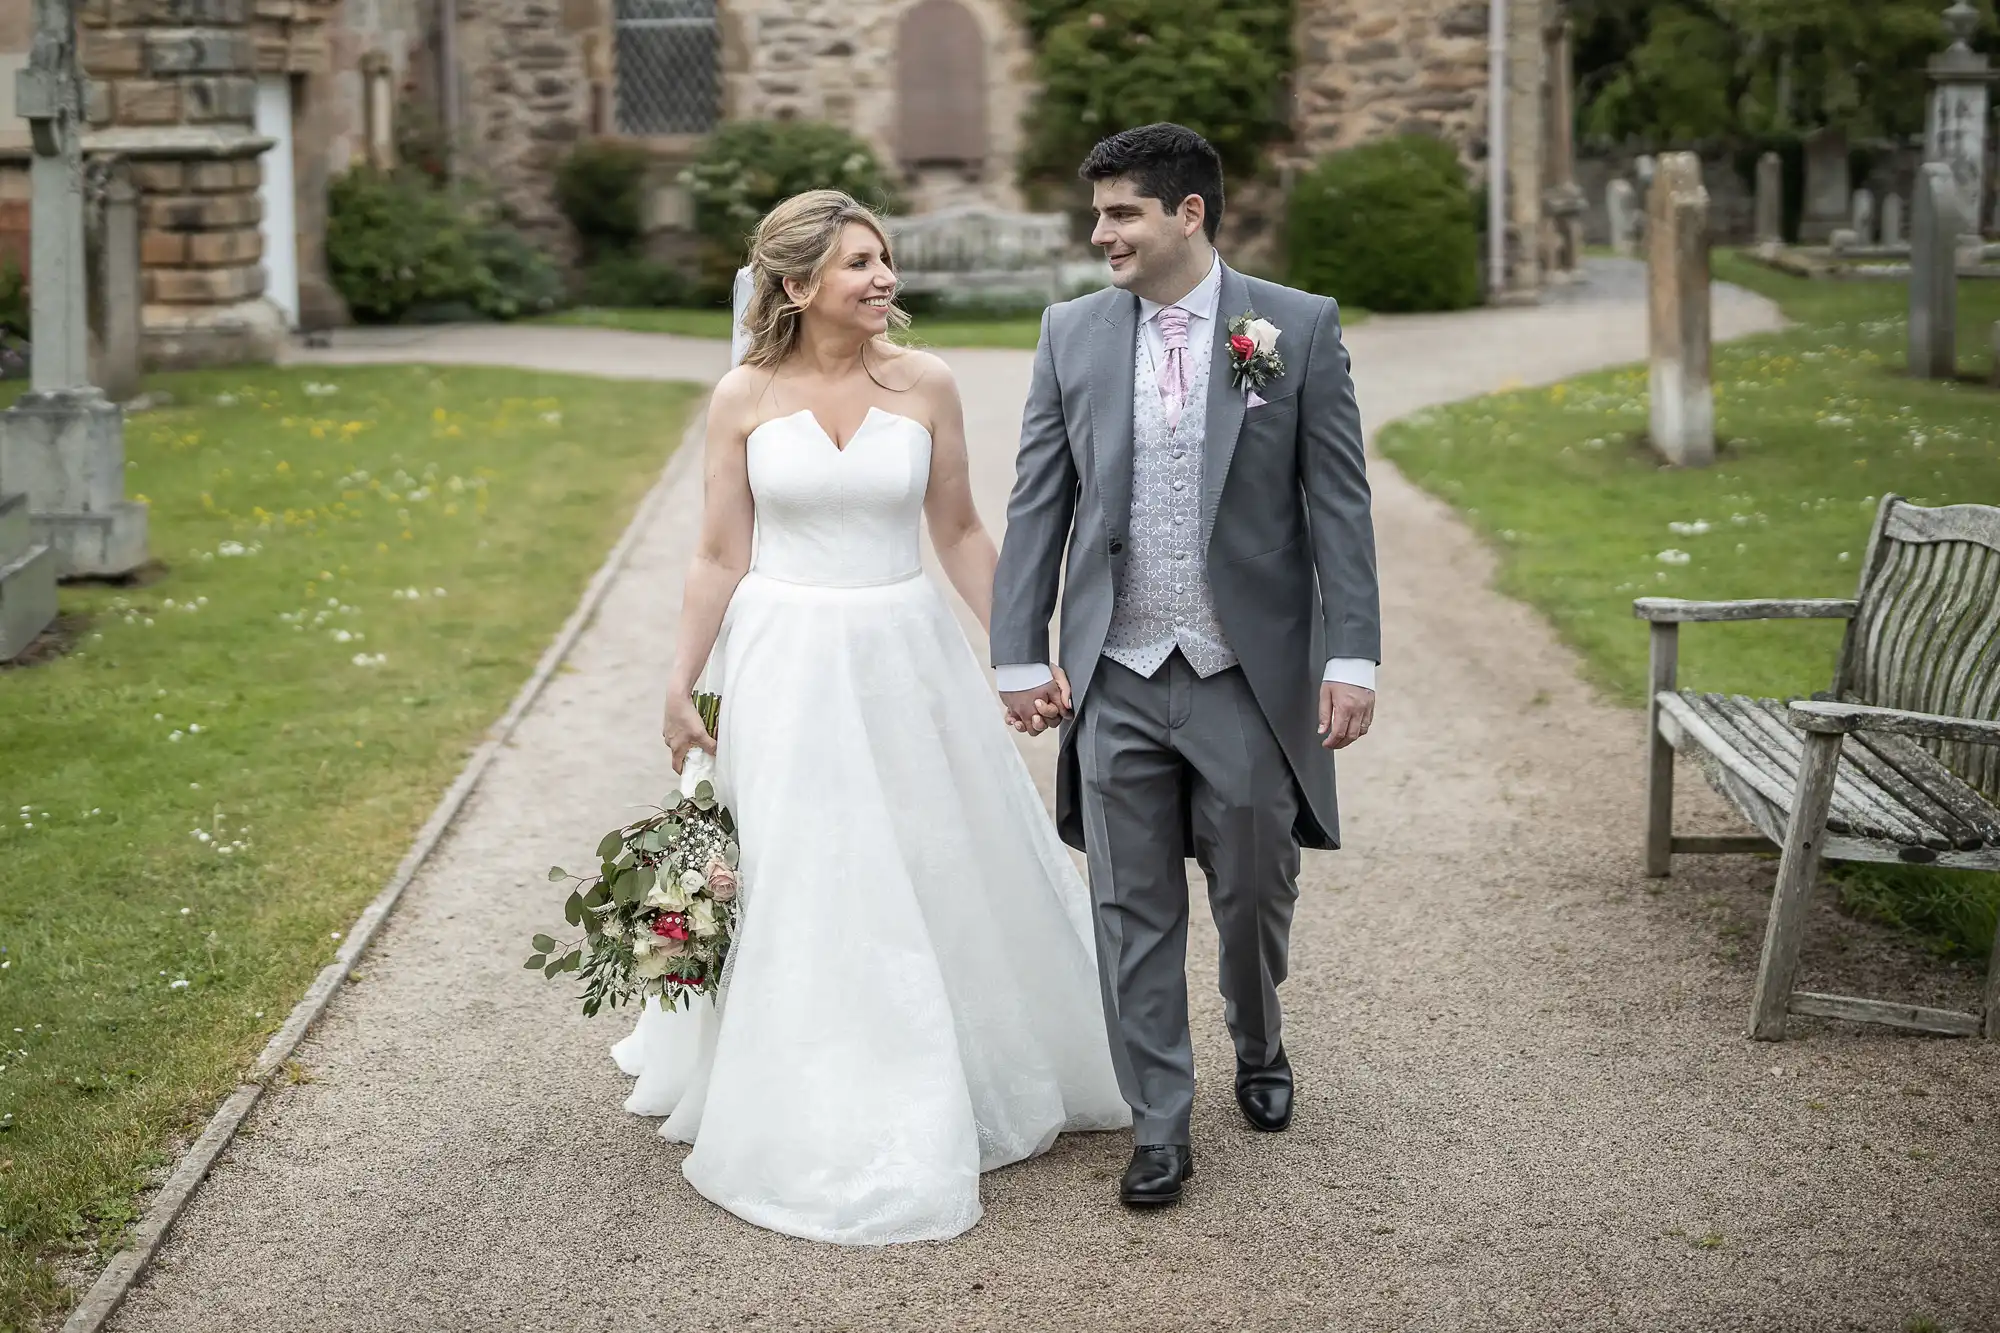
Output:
(555, 139), (652, 261)
(679, 120), (902, 265)
(1286, 136), (1479, 314)
(326, 169), (562, 324)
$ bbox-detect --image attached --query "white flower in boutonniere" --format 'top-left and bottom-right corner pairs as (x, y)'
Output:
(1226, 309), (1284, 395)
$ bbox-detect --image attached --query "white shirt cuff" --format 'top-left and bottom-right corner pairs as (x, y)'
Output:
(1323, 657), (1376, 691)
(995, 663), (1056, 693)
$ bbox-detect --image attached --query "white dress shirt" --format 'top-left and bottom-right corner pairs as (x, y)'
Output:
(996, 251), (1376, 697)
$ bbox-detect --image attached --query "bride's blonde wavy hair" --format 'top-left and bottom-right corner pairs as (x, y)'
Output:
(737, 190), (911, 370)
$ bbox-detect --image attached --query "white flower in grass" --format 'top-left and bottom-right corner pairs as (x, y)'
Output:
(433, 588), (447, 598)
(304, 382), (339, 398)
(1656, 550), (1691, 566)
(170, 731), (184, 742)
(1668, 520), (1711, 536)
(333, 629), (354, 643)
(169, 978), (189, 989)
(188, 723), (203, 734)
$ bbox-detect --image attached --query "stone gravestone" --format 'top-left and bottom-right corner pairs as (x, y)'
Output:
(88, 161), (143, 405)
(1851, 188), (1876, 246)
(1800, 127), (1851, 243)
(1606, 179), (1638, 256)
(1647, 153), (1715, 468)
(1882, 192), (1906, 247)
(1754, 151), (1783, 246)
(0, 0), (148, 580)
(1910, 162), (1967, 380)
(1926, 1), (1991, 242)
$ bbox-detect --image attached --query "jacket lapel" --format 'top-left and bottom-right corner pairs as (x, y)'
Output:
(1091, 288), (1139, 547)
(1200, 263), (1248, 548)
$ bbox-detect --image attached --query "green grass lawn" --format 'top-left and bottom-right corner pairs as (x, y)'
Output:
(0, 365), (698, 1327)
(1378, 252), (2000, 958)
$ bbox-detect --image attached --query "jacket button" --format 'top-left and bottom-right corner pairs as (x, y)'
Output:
(1109, 539), (1125, 555)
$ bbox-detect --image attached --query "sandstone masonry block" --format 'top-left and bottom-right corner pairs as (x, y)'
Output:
(141, 229), (189, 265)
(186, 160), (241, 192)
(85, 79), (115, 126)
(186, 227), (263, 266)
(146, 192), (263, 231)
(131, 162), (187, 192)
(182, 75), (258, 121)
(147, 263), (264, 304)
(146, 29), (255, 76)
(82, 29), (146, 76)
(116, 79), (181, 125)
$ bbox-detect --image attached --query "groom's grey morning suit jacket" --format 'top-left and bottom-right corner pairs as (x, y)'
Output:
(991, 262), (1379, 853)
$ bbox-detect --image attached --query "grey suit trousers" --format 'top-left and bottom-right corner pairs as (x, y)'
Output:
(1076, 651), (1302, 1146)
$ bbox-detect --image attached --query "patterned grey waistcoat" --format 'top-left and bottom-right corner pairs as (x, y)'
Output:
(1102, 324), (1239, 679)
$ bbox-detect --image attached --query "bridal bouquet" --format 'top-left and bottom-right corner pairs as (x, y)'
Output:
(526, 692), (739, 1016)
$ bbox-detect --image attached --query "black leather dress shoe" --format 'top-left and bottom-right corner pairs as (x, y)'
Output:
(1119, 1144), (1194, 1207)
(1236, 1049), (1294, 1131)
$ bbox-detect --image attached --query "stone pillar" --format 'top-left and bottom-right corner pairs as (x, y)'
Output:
(1606, 178), (1637, 256)
(1503, 0), (1547, 300)
(360, 50), (395, 170)
(1646, 152), (1714, 468)
(2, 0), (146, 580)
(1882, 192), (1906, 247)
(78, 0), (282, 369)
(1925, 1), (1993, 242)
(1910, 161), (1965, 380)
(1753, 151), (1782, 246)
(1851, 188), (1875, 246)
(1538, 8), (1583, 284)
(88, 157), (143, 402)
(1800, 127), (1850, 244)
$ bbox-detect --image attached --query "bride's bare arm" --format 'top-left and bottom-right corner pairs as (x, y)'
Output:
(919, 359), (1000, 635)
(662, 371), (758, 765)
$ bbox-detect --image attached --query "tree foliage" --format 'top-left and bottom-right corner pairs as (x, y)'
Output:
(1020, 0), (1293, 184)
(1572, 0), (1998, 144)
(1287, 136), (1479, 314)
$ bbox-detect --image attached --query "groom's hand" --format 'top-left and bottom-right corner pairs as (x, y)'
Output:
(1319, 682), (1374, 750)
(1001, 672), (1070, 736)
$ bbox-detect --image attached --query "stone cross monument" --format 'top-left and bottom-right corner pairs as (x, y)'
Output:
(1926, 2), (1993, 240)
(0, 0), (147, 579)
(1646, 153), (1715, 468)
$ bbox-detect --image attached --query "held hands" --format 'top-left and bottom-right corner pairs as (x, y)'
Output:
(662, 691), (717, 774)
(1319, 681), (1374, 750)
(1000, 667), (1073, 736)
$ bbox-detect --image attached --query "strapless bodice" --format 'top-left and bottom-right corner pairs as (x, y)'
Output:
(746, 408), (932, 588)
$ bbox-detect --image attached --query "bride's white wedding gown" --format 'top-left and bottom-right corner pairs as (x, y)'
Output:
(611, 406), (1128, 1245)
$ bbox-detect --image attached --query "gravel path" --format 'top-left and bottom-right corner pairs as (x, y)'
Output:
(109, 273), (2000, 1332)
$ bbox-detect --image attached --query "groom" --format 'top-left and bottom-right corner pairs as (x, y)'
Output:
(991, 124), (1379, 1207)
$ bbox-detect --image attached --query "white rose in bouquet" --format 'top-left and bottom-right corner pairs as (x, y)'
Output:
(646, 877), (689, 912)
(690, 899), (720, 938)
(633, 950), (672, 980)
(1244, 317), (1280, 356)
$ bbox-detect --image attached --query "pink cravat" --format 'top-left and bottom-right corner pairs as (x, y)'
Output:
(1156, 305), (1191, 431)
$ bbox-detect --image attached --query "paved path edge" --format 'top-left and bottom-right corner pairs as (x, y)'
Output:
(57, 404), (711, 1333)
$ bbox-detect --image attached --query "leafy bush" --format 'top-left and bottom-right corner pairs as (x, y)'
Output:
(555, 139), (654, 260)
(679, 120), (902, 263)
(327, 168), (561, 324)
(0, 253), (27, 336)
(573, 252), (694, 309)
(1286, 136), (1479, 314)
(1022, 0), (1291, 184)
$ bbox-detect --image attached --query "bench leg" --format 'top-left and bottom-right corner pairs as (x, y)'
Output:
(1749, 729), (1843, 1040)
(1644, 622), (1678, 877)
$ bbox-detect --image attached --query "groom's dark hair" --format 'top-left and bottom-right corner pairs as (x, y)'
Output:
(1079, 123), (1225, 241)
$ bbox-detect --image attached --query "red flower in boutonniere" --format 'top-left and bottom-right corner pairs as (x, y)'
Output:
(1225, 309), (1283, 394)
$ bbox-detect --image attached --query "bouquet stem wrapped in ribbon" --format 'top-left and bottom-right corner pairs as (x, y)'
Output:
(527, 692), (739, 1016)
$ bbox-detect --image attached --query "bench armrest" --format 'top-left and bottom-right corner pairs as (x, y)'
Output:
(1633, 597), (1859, 623)
(1788, 700), (2000, 748)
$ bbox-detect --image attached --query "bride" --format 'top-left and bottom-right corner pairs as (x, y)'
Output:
(613, 189), (1128, 1245)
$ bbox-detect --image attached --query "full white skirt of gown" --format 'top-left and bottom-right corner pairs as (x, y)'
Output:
(611, 553), (1128, 1245)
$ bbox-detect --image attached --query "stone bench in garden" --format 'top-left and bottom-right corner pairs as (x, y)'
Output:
(884, 205), (1072, 305)
(1635, 496), (2000, 1042)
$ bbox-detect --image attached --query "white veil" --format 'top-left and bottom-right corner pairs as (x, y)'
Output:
(728, 264), (754, 370)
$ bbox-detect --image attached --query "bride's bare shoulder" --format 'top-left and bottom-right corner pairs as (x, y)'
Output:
(709, 365), (774, 440)
(877, 345), (958, 407)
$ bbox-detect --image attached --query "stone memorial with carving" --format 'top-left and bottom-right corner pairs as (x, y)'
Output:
(1606, 178), (1638, 257)
(1646, 153), (1714, 468)
(1800, 128), (1850, 243)
(1882, 192), (1906, 248)
(0, 0), (148, 580)
(1926, 2), (1993, 240)
(1754, 151), (1783, 247)
(1850, 188), (1876, 246)
(1910, 162), (1967, 380)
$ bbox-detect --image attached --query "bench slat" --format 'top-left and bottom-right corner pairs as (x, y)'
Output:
(1834, 723), (1989, 849)
(1855, 729), (2000, 843)
(1788, 991), (1983, 1037)
(1723, 695), (1948, 848)
(1692, 694), (1873, 838)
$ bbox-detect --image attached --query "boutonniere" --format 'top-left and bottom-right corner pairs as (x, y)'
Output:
(1226, 310), (1284, 404)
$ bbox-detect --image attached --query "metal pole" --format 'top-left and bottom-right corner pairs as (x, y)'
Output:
(1487, 0), (1509, 300)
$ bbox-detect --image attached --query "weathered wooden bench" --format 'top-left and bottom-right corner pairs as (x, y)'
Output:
(1636, 495), (2000, 1041)
(882, 205), (1072, 304)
